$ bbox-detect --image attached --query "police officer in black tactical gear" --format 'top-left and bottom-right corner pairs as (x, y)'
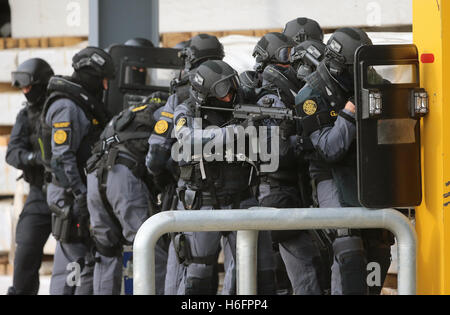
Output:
(86, 94), (167, 295)
(40, 46), (115, 295)
(240, 32), (293, 101)
(295, 28), (393, 295)
(282, 17), (324, 45)
(251, 32), (331, 295)
(172, 60), (275, 295)
(239, 25), (324, 106)
(147, 34), (225, 189)
(123, 37), (155, 88)
(146, 35), (226, 295)
(6, 58), (54, 295)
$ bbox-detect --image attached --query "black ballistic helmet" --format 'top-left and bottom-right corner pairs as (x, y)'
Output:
(290, 39), (326, 80)
(283, 17), (324, 44)
(72, 46), (115, 79)
(324, 28), (372, 93)
(11, 58), (54, 88)
(178, 34), (225, 71)
(11, 58), (54, 105)
(252, 32), (296, 72)
(124, 37), (155, 48)
(190, 60), (240, 104)
(325, 28), (372, 67)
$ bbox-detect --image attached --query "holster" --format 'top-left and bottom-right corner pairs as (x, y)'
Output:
(179, 189), (199, 210)
(49, 203), (76, 244)
(172, 233), (192, 265)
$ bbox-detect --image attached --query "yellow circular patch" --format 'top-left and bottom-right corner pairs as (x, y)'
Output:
(303, 100), (318, 116)
(54, 130), (68, 145)
(154, 120), (169, 134)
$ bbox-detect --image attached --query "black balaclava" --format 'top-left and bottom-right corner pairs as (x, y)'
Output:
(72, 69), (104, 102)
(129, 67), (147, 85)
(25, 83), (47, 107)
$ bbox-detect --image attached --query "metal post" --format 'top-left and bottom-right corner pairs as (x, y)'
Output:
(236, 230), (258, 295)
(89, 0), (159, 48)
(133, 208), (416, 295)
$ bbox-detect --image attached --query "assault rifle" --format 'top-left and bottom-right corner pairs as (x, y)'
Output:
(200, 104), (302, 121)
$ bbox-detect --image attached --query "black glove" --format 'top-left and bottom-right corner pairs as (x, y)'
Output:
(279, 120), (296, 140)
(240, 115), (270, 129)
(24, 151), (42, 167)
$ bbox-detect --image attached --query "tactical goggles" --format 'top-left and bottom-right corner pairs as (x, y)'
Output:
(11, 72), (35, 88)
(254, 44), (292, 65)
(210, 73), (239, 99)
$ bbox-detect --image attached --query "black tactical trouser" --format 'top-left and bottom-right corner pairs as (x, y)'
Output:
(317, 179), (393, 295)
(258, 184), (328, 295)
(176, 192), (276, 295)
(12, 211), (52, 295)
(10, 185), (52, 295)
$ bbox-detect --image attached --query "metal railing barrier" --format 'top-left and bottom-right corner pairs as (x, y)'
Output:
(133, 207), (416, 295)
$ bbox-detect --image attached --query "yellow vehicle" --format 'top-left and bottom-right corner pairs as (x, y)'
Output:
(413, 0), (450, 295)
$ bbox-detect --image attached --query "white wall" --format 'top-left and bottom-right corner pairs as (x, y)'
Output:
(160, 0), (412, 32)
(9, 0), (89, 38)
(9, 0), (412, 38)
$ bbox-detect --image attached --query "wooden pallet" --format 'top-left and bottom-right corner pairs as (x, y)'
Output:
(0, 254), (12, 276)
(0, 36), (88, 50)
(0, 125), (11, 146)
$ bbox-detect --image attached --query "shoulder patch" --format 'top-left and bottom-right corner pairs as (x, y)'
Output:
(175, 117), (187, 132)
(161, 111), (174, 119)
(92, 119), (99, 125)
(53, 122), (71, 128)
(303, 100), (318, 116)
(53, 129), (68, 145)
(154, 120), (169, 135)
(330, 110), (338, 117)
(132, 105), (148, 112)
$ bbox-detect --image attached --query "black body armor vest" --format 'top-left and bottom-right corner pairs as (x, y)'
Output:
(40, 76), (106, 185)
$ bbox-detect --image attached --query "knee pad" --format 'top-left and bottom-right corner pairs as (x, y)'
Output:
(274, 252), (292, 295)
(185, 276), (214, 295)
(333, 236), (368, 295)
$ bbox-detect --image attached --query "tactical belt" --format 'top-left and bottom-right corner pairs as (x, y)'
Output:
(179, 188), (252, 210)
(201, 189), (252, 209)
